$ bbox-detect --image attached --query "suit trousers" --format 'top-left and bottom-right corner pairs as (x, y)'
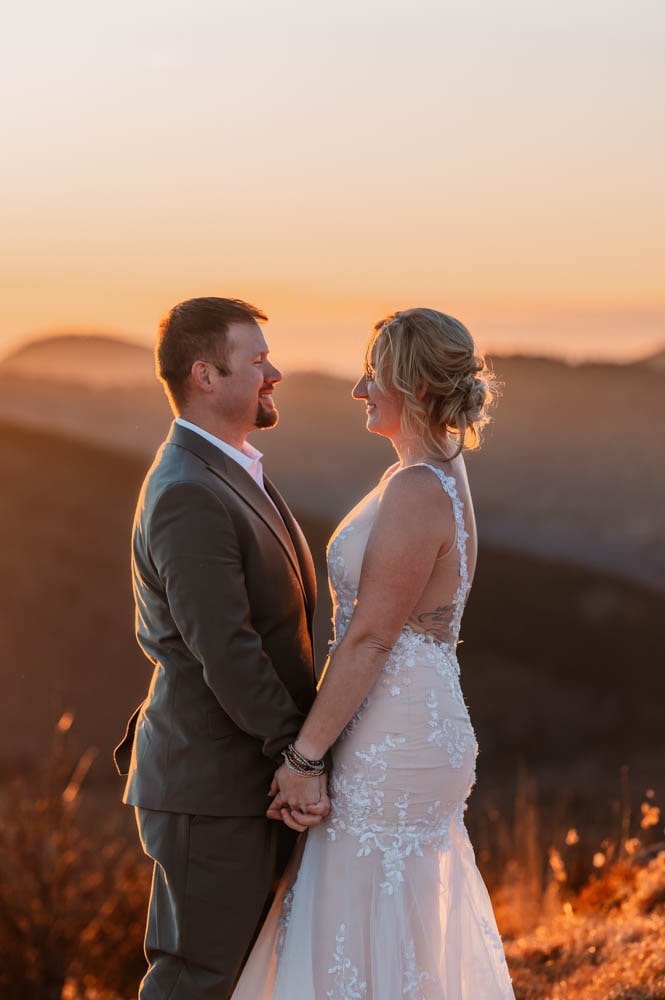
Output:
(135, 807), (297, 1000)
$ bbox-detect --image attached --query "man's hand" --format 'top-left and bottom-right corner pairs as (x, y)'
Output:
(266, 765), (330, 832)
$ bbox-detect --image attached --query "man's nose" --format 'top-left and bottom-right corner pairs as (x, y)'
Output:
(266, 362), (282, 383)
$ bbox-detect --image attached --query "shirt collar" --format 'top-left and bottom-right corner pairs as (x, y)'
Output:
(175, 417), (263, 472)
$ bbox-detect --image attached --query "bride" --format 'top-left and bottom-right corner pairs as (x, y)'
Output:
(232, 308), (515, 999)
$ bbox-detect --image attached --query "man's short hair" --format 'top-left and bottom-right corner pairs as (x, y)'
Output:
(156, 297), (268, 410)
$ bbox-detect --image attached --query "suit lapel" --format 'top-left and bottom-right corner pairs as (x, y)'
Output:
(167, 423), (311, 607)
(264, 476), (317, 616)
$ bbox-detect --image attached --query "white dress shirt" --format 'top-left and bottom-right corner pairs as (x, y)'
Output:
(175, 417), (270, 497)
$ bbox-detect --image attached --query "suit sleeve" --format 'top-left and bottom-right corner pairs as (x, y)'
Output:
(148, 480), (305, 760)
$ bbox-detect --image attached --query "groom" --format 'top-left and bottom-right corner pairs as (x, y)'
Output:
(114, 297), (328, 999)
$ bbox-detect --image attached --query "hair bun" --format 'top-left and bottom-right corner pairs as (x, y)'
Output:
(462, 373), (489, 421)
(368, 307), (498, 457)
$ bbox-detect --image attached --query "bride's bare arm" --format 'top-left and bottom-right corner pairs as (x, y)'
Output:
(285, 466), (454, 768)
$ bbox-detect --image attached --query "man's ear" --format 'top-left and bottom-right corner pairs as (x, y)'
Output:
(416, 381), (429, 401)
(190, 361), (215, 394)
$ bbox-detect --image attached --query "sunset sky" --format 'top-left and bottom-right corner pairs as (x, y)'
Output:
(2, 0), (664, 373)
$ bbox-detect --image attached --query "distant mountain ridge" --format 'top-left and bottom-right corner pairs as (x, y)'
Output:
(1, 333), (155, 386)
(642, 346), (665, 371)
(2, 331), (664, 384)
(0, 333), (663, 593)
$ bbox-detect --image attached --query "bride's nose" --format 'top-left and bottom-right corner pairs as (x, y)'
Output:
(352, 375), (368, 399)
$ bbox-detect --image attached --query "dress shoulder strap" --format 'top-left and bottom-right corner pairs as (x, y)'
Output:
(416, 463), (471, 635)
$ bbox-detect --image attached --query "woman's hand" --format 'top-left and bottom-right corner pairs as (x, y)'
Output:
(266, 765), (330, 832)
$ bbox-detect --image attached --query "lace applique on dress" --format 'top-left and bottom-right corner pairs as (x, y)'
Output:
(327, 734), (465, 896)
(378, 631), (420, 697)
(380, 628), (464, 701)
(326, 923), (367, 999)
(403, 939), (435, 1000)
(426, 689), (478, 770)
(482, 916), (506, 952)
(416, 463), (471, 643)
(328, 519), (371, 732)
(327, 522), (359, 653)
(276, 888), (294, 959)
(327, 734), (405, 842)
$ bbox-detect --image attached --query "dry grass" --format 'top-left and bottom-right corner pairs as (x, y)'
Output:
(1, 727), (664, 999)
(480, 771), (665, 999)
(506, 855), (665, 999)
(0, 717), (149, 1000)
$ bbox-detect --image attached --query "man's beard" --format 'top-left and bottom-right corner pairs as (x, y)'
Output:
(254, 401), (279, 429)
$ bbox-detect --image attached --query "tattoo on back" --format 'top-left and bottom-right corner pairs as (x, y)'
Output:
(415, 606), (454, 640)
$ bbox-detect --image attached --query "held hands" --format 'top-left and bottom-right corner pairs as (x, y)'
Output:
(266, 764), (330, 832)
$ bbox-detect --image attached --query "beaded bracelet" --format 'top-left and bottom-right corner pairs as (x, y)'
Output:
(282, 743), (326, 776)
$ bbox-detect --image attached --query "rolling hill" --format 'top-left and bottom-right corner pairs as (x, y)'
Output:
(0, 334), (156, 386)
(1, 419), (663, 809)
(0, 334), (663, 592)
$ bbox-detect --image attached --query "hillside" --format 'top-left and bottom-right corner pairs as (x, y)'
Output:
(642, 346), (665, 372)
(466, 355), (665, 591)
(0, 333), (155, 386)
(1, 419), (663, 808)
(0, 335), (663, 592)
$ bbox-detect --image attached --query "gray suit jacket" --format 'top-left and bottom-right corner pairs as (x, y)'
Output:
(114, 422), (317, 816)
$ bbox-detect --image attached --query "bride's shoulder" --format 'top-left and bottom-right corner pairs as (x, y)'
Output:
(377, 462), (447, 512)
(378, 461), (401, 484)
(368, 466), (453, 548)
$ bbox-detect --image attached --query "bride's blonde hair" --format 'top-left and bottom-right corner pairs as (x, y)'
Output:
(365, 308), (497, 460)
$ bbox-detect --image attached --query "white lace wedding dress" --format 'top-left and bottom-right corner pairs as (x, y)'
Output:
(233, 464), (515, 999)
